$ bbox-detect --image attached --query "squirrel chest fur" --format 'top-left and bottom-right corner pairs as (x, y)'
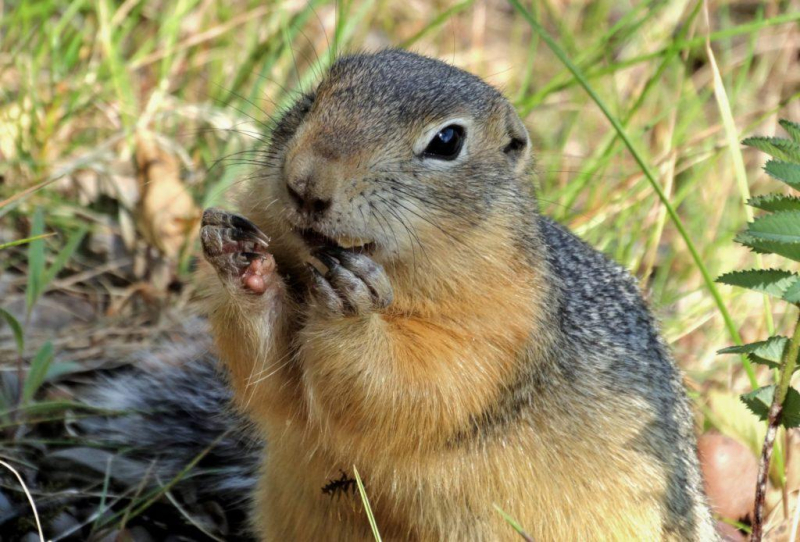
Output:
(199, 50), (718, 541)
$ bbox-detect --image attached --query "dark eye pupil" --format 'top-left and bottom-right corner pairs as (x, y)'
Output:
(423, 125), (464, 160)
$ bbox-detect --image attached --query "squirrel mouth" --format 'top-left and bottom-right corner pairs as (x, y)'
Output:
(294, 228), (375, 254)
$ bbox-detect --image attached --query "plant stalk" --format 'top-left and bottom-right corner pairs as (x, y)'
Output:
(751, 314), (800, 541)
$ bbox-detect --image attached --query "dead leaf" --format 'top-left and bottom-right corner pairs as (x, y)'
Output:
(134, 131), (199, 260)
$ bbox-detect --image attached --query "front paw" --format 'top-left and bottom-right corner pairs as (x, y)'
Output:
(200, 208), (275, 295)
(307, 248), (393, 316)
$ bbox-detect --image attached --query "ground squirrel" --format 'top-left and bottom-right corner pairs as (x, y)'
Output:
(190, 49), (718, 540)
(87, 49), (718, 540)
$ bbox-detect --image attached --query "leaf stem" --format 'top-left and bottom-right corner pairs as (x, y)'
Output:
(751, 313), (800, 540)
(778, 318), (800, 405)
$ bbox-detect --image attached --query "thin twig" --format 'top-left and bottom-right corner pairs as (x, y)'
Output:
(752, 315), (800, 540)
(753, 400), (782, 540)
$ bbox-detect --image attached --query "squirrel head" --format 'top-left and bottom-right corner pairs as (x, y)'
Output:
(243, 50), (537, 287)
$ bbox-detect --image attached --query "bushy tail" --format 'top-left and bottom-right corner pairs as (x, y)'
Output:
(81, 353), (259, 497)
(72, 342), (260, 538)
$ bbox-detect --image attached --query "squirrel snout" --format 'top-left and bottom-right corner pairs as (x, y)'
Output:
(286, 180), (332, 219)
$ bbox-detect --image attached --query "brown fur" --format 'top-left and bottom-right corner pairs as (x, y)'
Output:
(200, 50), (716, 540)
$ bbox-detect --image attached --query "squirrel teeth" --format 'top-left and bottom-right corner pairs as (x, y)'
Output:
(335, 236), (370, 249)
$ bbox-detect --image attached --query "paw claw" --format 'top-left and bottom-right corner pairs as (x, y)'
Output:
(307, 263), (345, 314)
(200, 208), (274, 295)
(202, 208), (270, 243)
(307, 249), (393, 316)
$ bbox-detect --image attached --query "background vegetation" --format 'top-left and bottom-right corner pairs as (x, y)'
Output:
(0, 0), (798, 539)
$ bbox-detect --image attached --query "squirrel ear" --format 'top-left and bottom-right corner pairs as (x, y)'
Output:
(503, 104), (531, 173)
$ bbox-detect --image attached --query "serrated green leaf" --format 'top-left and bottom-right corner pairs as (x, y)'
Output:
(0, 308), (24, 355)
(748, 211), (800, 242)
(784, 280), (800, 303)
(736, 232), (800, 261)
(736, 211), (800, 261)
(717, 269), (799, 298)
(719, 336), (790, 369)
(741, 386), (800, 428)
(765, 160), (800, 189)
(748, 193), (800, 212)
(23, 341), (53, 404)
(780, 119), (800, 144)
(742, 136), (800, 162)
(781, 388), (800, 428)
(742, 385), (775, 420)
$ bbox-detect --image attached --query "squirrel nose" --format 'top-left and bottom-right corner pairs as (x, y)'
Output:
(287, 184), (331, 219)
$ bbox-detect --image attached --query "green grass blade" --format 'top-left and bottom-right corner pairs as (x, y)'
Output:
(97, 429), (232, 529)
(518, 0), (667, 113)
(493, 504), (534, 541)
(222, 1), (323, 107)
(52, 0), (88, 38)
(399, 0), (474, 48)
(157, 0), (201, 82)
(41, 227), (87, 289)
(0, 233), (55, 251)
(518, 11), (800, 113)
(275, 0), (375, 115)
(558, 1), (703, 215)
(0, 308), (24, 355)
(333, 0), (351, 60)
(97, 0), (138, 129)
(0, 177), (58, 219)
(353, 466), (381, 542)
(704, 7), (773, 334)
(508, 0), (754, 386)
(92, 455), (114, 534)
(25, 208), (46, 317)
(22, 341), (54, 404)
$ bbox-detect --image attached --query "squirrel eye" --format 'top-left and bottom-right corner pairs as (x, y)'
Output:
(423, 125), (465, 160)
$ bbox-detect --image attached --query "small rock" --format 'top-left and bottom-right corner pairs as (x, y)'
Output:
(698, 432), (759, 521)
